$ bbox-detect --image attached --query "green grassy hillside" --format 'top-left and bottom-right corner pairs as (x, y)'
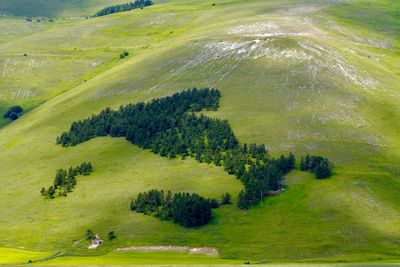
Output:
(0, 0), (131, 18)
(0, 1), (159, 127)
(0, 0), (399, 265)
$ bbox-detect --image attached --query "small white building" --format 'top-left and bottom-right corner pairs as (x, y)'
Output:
(88, 234), (103, 249)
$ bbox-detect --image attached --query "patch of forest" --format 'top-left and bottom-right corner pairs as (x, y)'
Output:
(57, 88), (332, 211)
(130, 189), (220, 227)
(94, 0), (153, 17)
(41, 162), (93, 199)
(3, 105), (23, 121)
(300, 155), (333, 179)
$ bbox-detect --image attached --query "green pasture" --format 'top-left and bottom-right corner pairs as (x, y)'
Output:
(0, 0), (398, 265)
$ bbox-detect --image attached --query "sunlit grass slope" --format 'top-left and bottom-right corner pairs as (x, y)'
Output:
(0, 247), (48, 264)
(0, 2), (168, 126)
(38, 251), (241, 265)
(0, 0), (399, 264)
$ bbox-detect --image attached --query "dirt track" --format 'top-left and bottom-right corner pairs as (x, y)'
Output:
(115, 246), (219, 256)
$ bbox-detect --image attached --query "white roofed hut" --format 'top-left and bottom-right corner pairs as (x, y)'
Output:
(88, 234), (103, 249)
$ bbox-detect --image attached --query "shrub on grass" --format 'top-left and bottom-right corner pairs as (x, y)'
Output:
(108, 231), (116, 240)
(4, 105), (23, 120)
(85, 229), (94, 240)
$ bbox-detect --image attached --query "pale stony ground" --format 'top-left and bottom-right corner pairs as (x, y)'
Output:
(115, 246), (219, 256)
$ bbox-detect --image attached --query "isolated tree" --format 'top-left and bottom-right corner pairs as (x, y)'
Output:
(5, 105), (23, 115)
(108, 231), (116, 240)
(120, 51), (129, 59)
(4, 105), (23, 120)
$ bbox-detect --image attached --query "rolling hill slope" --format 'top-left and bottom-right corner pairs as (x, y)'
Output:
(0, 0), (399, 264)
(0, 0), (131, 18)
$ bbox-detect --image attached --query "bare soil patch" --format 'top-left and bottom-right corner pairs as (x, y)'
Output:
(115, 246), (219, 256)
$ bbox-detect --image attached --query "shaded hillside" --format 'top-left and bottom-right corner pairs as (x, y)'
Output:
(0, 0), (131, 17)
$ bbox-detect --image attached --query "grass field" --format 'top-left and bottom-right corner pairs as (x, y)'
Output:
(0, 0), (132, 18)
(0, 0), (399, 265)
(0, 247), (48, 264)
(37, 251), (242, 265)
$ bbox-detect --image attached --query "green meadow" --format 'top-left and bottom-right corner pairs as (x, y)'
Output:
(0, 0), (399, 265)
(0, 0), (131, 18)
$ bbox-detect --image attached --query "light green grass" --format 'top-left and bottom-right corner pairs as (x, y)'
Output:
(0, 0), (399, 265)
(37, 251), (242, 265)
(0, 247), (48, 264)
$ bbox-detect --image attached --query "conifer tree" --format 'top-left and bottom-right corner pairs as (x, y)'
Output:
(237, 190), (249, 209)
(221, 193), (232, 205)
(315, 159), (332, 179)
(47, 186), (55, 199)
(108, 231), (116, 240)
(300, 157), (307, 171)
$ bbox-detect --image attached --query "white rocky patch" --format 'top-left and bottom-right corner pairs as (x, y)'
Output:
(146, 31), (375, 97)
(115, 246), (219, 256)
(0, 87), (37, 100)
(1, 57), (47, 78)
(147, 40), (258, 92)
(298, 40), (376, 91)
(252, 40), (311, 61)
(228, 22), (311, 38)
(91, 61), (102, 67)
(274, 6), (324, 15)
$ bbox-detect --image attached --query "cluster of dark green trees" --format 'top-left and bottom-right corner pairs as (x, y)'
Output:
(3, 105), (23, 121)
(85, 229), (116, 241)
(56, 88), (222, 147)
(236, 151), (295, 209)
(56, 88), (328, 208)
(94, 0), (153, 17)
(130, 189), (219, 227)
(300, 155), (332, 179)
(221, 193), (232, 205)
(40, 162), (93, 199)
(120, 51), (129, 59)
